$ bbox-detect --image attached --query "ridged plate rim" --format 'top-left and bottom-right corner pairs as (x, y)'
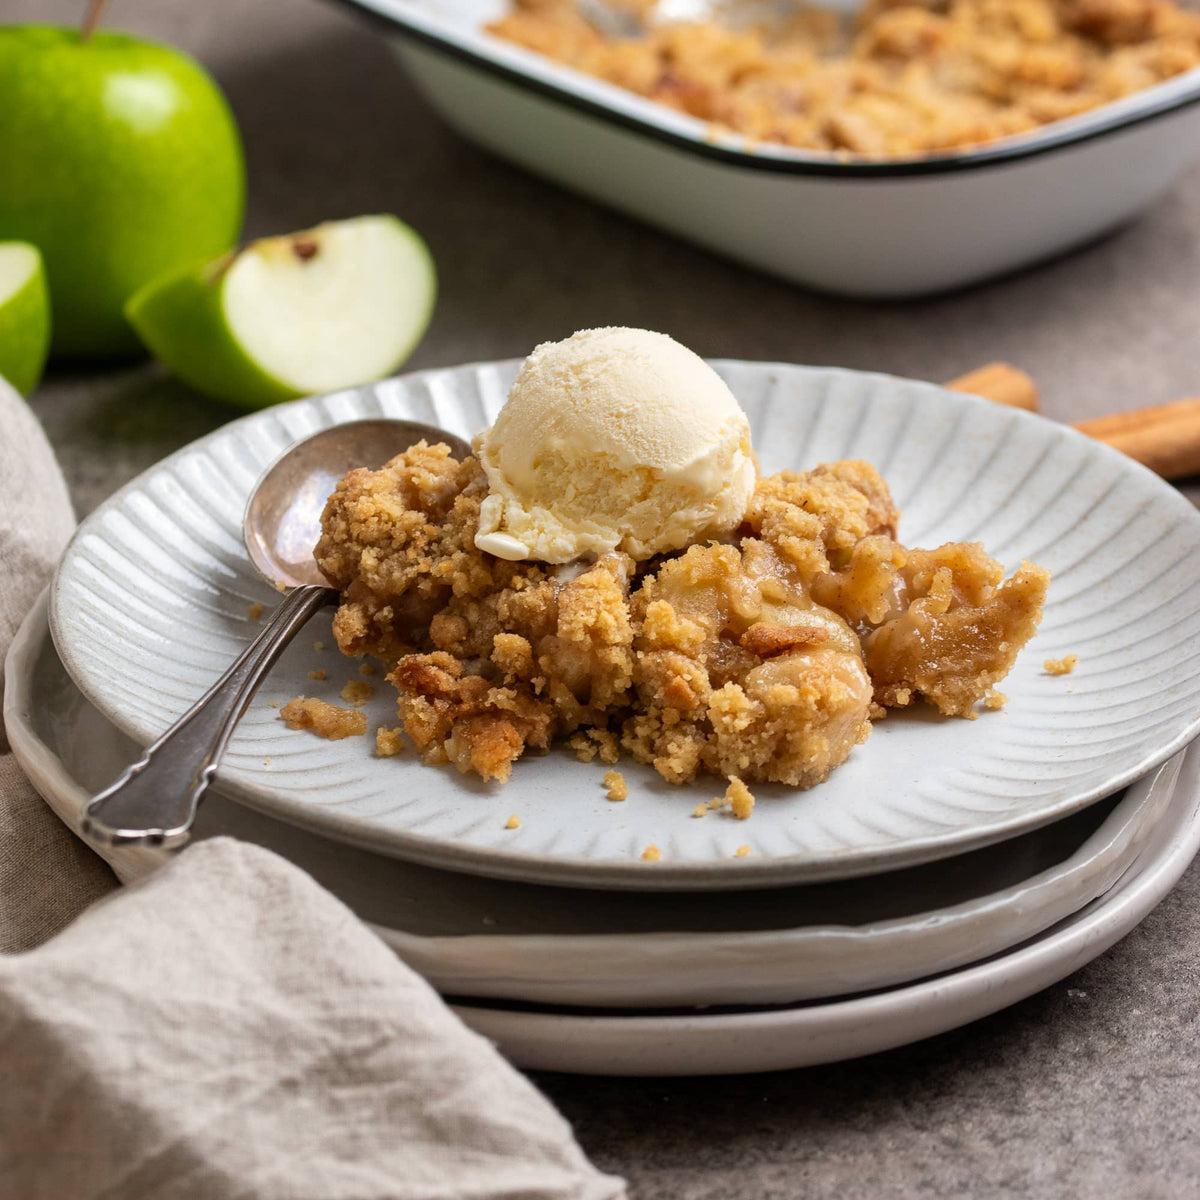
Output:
(448, 747), (1200, 1075)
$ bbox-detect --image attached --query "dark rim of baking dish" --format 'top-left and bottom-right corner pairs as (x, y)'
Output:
(332, 0), (1200, 178)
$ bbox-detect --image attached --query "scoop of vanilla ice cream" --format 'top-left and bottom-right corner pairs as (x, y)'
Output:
(473, 327), (756, 564)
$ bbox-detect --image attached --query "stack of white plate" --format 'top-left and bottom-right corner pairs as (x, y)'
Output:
(11, 361), (1200, 1075)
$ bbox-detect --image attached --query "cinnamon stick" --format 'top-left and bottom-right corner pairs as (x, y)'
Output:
(1073, 399), (1200, 481)
(944, 362), (1039, 411)
(944, 364), (1200, 480)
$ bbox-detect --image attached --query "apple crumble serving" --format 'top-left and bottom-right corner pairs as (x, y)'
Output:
(313, 444), (1047, 787)
(489, 0), (1200, 157)
(310, 328), (1048, 800)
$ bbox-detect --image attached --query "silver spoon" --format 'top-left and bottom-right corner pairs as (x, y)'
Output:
(81, 418), (472, 848)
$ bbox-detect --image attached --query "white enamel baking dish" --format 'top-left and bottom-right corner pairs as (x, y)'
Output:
(335, 0), (1200, 296)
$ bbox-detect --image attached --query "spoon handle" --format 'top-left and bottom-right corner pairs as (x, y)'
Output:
(81, 583), (336, 848)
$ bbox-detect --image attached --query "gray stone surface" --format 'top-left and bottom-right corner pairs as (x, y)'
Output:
(12, 0), (1200, 1193)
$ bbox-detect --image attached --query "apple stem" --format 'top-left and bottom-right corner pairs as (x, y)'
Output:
(80, 0), (113, 41)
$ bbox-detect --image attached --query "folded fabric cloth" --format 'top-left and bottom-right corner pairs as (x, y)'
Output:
(0, 382), (117, 953)
(0, 379), (625, 1200)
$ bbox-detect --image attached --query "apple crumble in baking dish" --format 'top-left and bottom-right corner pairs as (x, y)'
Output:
(488, 0), (1200, 157)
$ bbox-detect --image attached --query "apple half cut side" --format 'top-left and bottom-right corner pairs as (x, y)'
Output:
(0, 242), (51, 397)
(125, 215), (436, 409)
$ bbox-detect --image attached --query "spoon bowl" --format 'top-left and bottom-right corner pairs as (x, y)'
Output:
(245, 418), (472, 589)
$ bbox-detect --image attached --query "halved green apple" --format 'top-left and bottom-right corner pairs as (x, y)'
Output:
(125, 215), (436, 408)
(0, 241), (51, 396)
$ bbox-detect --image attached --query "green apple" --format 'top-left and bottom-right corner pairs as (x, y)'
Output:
(0, 24), (244, 358)
(126, 216), (437, 408)
(0, 242), (51, 396)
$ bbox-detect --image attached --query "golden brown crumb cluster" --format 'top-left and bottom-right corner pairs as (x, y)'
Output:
(725, 778), (755, 820)
(489, 0), (1200, 158)
(280, 697), (367, 740)
(376, 726), (406, 756)
(603, 769), (629, 801)
(340, 680), (373, 706)
(1044, 653), (1078, 674)
(315, 442), (1049, 793)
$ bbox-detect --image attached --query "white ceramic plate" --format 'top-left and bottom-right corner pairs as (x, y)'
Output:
(338, 0), (1200, 295)
(453, 745), (1200, 1073)
(5, 591), (1183, 1009)
(49, 361), (1200, 889)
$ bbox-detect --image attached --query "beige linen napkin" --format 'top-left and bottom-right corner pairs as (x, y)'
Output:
(0, 379), (625, 1200)
(0, 385), (117, 950)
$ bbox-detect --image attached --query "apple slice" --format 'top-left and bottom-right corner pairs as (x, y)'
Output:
(125, 215), (436, 408)
(0, 241), (51, 396)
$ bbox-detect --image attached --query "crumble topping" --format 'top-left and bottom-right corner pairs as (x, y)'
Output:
(313, 442), (1049, 797)
(568, 727), (622, 763)
(489, 0), (1200, 158)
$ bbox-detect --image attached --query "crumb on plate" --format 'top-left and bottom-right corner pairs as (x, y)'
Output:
(984, 689), (1008, 710)
(505, 814), (521, 829)
(247, 601), (263, 621)
(376, 726), (406, 757)
(604, 769), (628, 801)
(735, 845), (752, 858)
(641, 843), (662, 862)
(280, 696), (367, 740)
(341, 679), (373, 706)
(1044, 654), (1078, 676)
(309, 668), (326, 681)
(360, 662), (377, 676)
(712, 777), (755, 821)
